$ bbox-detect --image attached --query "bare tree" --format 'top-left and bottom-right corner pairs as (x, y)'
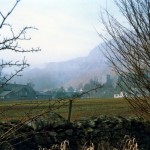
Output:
(0, 0), (40, 87)
(100, 0), (150, 120)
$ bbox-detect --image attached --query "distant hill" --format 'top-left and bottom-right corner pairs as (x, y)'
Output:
(12, 45), (111, 91)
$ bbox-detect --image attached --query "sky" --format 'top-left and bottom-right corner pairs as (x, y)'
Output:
(0, 0), (119, 65)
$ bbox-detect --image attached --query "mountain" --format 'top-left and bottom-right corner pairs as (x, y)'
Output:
(12, 45), (111, 91)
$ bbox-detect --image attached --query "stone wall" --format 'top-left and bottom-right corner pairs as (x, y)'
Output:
(0, 113), (150, 150)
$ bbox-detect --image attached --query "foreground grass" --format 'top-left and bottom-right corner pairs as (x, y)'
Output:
(0, 98), (134, 121)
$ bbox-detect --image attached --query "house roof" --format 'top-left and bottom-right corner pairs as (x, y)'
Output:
(0, 83), (36, 100)
(2, 83), (35, 93)
(12, 86), (27, 93)
(0, 83), (35, 95)
(0, 91), (12, 97)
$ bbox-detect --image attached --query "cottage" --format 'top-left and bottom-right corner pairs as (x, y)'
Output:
(0, 83), (36, 100)
(0, 91), (17, 100)
(114, 91), (127, 98)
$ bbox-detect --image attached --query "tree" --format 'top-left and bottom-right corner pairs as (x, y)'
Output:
(100, 0), (150, 120)
(83, 78), (102, 98)
(55, 86), (67, 99)
(67, 86), (74, 93)
(0, 0), (40, 87)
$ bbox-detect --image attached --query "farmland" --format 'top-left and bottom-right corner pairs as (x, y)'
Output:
(0, 98), (135, 121)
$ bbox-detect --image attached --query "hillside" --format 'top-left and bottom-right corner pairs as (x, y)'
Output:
(12, 45), (110, 91)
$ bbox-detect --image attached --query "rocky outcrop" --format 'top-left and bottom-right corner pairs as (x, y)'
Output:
(0, 113), (150, 150)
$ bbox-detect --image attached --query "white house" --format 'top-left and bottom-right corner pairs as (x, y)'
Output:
(114, 91), (127, 98)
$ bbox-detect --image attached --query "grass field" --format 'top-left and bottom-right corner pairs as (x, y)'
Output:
(0, 98), (135, 121)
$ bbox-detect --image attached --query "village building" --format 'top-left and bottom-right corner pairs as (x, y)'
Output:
(0, 83), (36, 100)
(114, 91), (127, 98)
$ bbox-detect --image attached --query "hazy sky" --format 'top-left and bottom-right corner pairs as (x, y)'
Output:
(0, 0), (119, 65)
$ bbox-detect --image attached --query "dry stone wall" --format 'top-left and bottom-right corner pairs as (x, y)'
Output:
(0, 113), (149, 150)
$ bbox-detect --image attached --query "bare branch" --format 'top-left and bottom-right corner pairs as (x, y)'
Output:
(0, 26), (41, 52)
(0, 0), (40, 87)
(100, 0), (150, 120)
(0, 12), (4, 18)
(0, 0), (20, 29)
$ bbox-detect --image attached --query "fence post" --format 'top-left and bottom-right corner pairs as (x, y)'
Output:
(68, 100), (73, 122)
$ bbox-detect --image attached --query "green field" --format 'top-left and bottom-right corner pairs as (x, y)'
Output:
(0, 98), (135, 121)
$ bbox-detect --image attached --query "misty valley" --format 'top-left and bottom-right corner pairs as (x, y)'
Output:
(0, 44), (121, 101)
(1, 0), (150, 149)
